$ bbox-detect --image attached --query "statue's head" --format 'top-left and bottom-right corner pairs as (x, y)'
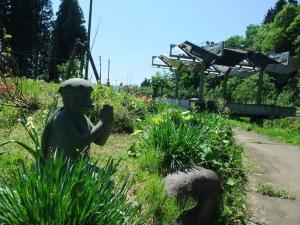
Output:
(59, 78), (94, 114)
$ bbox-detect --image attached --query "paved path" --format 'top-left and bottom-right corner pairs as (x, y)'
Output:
(233, 129), (300, 225)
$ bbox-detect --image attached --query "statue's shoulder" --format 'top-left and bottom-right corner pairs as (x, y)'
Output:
(50, 108), (73, 126)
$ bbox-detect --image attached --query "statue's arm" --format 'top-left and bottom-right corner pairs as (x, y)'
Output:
(55, 116), (110, 150)
(87, 118), (112, 146)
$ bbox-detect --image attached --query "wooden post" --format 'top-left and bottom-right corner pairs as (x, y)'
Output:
(198, 63), (205, 103)
(86, 48), (100, 81)
(256, 69), (264, 105)
(84, 0), (93, 80)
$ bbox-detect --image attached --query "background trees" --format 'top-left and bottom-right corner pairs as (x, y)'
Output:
(0, 0), (86, 81)
(0, 0), (53, 78)
(48, 0), (86, 81)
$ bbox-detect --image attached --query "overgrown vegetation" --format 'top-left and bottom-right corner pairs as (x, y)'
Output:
(257, 183), (296, 200)
(0, 80), (247, 225)
(0, 101), (144, 225)
(128, 104), (247, 224)
(90, 84), (155, 133)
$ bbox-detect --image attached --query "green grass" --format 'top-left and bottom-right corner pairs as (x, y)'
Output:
(257, 183), (296, 200)
(226, 117), (300, 145)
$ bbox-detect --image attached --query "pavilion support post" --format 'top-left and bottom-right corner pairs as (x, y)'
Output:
(256, 69), (264, 105)
(175, 70), (179, 103)
(222, 69), (231, 102)
(198, 63), (205, 103)
(222, 75), (228, 101)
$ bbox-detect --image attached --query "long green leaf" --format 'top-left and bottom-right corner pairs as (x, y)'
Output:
(0, 140), (38, 159)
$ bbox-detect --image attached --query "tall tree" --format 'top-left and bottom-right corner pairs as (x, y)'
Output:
(0, 0), (11, 31)
(224, 35), (245, 49)
(244, 24), (260, 50)
(33, 0), (53, 78)
(263, 0), (298, 24)
(259, 3), (300, 54)
(1, 0), (53, 77)
(48, 0), (86, 81)
(263, 0), (287, 24)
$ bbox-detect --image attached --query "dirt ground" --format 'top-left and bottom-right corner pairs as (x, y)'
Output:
(233, 129), (300, 225)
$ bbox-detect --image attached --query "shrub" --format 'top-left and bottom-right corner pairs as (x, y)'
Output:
(129, 108), (247, 224)
(90, 84), (154, 133)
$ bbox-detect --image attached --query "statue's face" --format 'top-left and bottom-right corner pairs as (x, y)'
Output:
(62, 88), (94, 114)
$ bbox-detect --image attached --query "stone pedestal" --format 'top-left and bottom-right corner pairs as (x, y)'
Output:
(165, 167), (220, 225)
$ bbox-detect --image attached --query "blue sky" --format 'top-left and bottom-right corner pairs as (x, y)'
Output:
(52, 0), (279, 85)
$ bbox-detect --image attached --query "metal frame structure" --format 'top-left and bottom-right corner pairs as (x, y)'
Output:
(152, 40), (299, 118)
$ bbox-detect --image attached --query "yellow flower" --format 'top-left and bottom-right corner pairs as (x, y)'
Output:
(151, 116), (164, 125)
(26, 116), (35, 129)
(130, 129), (143, 136)
(3, 34), (12, 40)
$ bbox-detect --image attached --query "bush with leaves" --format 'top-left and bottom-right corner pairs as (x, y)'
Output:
(90, 84), (155, 133)
(128, 107), (247, 224)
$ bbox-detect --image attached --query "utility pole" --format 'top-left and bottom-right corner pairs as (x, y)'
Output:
(85, 0), (93, 80)
(107, 59), (110, 86)
(99, 56), (102, 83)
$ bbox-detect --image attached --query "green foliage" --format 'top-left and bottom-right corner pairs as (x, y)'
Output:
(151, 72), (172, 98)
(90, 84), (155, 133)
(224, 35), (245, 49)
(48, 0), (86, 81)
(245, 24), (261, 49)
(0, 79), (249, 225)
(0, 87), (144, 225)
(0, 104), (18, 129)
(56, 58), (82, 80)
(129, 107), (247, 225)
(135, 173), (195, 225)
(252, 3), (300, 55)
(0, 155), (143, 225)
(0, 0), (53, 77)
(257, 183), (296, 199)
(263, 0), (298, 24)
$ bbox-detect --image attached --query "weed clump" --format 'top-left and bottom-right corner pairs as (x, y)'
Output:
(129, 106), (247, 224)
(257, 183), (296, 200)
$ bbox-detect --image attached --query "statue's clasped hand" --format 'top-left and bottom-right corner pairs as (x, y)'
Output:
(99, 104), (113, 122)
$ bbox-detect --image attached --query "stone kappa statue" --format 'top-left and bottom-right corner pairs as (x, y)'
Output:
(41, 78), (113, 159)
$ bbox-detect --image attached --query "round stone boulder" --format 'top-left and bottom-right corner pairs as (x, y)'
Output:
(165, 167), (220, 225)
